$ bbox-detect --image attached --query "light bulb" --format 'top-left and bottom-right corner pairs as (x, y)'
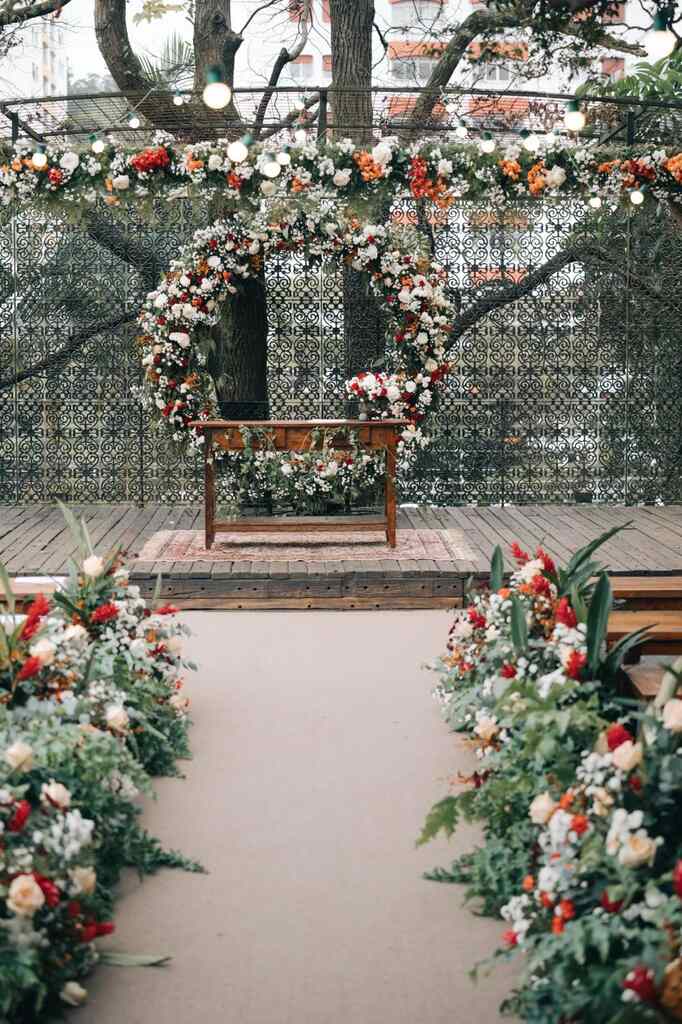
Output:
(262, 157), (281, 178)
(276, 151), (291, 165)
(630, 188), (644, 205)
(90, 134), (105, 154)
(564, 100), (585, 132)
(647, 11), (676, 61)
(588, 195), (602, 209)
(455, 123), (468, 139)
(480, 133), (495, 154)
(173, 92), (184, 107)
(544, 132), (557, 148)
(227, 139), (249, 162)
(523, 132), (540, 153)
(294, 128), (308, 145)
(31, 147), (47, 168)
(128, 112), (141, 129)
(203, 65), (232, 110)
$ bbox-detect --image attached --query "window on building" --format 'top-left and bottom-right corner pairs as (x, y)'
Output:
(391, 56), (436, 82)
(476, 61), (512, 83)
(289, 55), (314, 80)
(391, 0), (441, 24)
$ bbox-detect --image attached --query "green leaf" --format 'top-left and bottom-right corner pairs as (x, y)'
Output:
(100, 952), (172, 967)
(57, 500), (86, 555)
(510, 595), (528, 655)
(586, 572), (612, 676)
(0, 560), (15, 615)
(417, 795), (459, 846)
(566, 523), (630, 576)
(490, 545), (504, 592)
(602, 625), (652, 682)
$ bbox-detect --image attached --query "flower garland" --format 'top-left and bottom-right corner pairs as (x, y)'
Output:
(138, 215), (453, 459)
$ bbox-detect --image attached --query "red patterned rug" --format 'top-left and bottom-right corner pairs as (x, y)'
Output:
(137, 528), (461, 563)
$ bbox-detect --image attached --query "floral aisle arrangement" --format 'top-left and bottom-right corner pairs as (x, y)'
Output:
(417, 528), (682, 1021)
(0, 514), (199, 1021)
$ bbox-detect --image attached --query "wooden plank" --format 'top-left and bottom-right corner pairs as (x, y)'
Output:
(2, 508), (67, 573)
(626, 664), (665, 701)
(430, 507), (487, 573)
(212, 515), (387, 533)
(131, 592), (460, 611)
(526, 505), (641, 572)
(485, 506), (575, 566)
(608, 610), (682, 655)
(572, 506), (680, 572)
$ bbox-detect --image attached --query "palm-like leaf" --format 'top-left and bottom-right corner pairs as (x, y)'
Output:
(138, 32), (195, 87)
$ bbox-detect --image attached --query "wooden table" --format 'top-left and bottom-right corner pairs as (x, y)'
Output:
(188, 419), (408, 550)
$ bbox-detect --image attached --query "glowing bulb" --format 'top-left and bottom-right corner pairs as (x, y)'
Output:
(276, 151), (291, 165)
(294, 128), (308, 145)
(262, 156), (281, 178)
(630, 188), (644, 205)
(588, 195), (602, 209)
(227, 139), (249, 162)
(455, 123), (468, 139)
(202, 65), (232, 110)
(127, 112), (141, 129)
(564, 100), (585, 132)
(173, 92), (184, 107)
(480, 132), (495, 154)
(647, 11), (676, 61)
(90, 134), (105, 154)
(31, 147), (47, 168)
(523, 131), (540, 153)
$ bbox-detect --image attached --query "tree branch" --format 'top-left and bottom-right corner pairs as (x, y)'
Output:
(258, 91), (319, 140)
(0, 0), (73, 26)
(252, 0), (312, 139)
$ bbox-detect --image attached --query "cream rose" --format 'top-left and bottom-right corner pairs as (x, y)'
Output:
(111, 174), (130, 190)
(333, 168), (351, 187)
(60, 982), (88, 1006)
(663, 698), (682, 733)
(166, 635), (183, 654)
(30, 637), (56, 666)
(82, 555), (104, 578)
(529, 792), (557, 825)
(41, 779), (71, 810)
(619, 833), (658, 869)
(4, 740), (33, 772)
(7, 874), (45, 916)
(474, 716), (499, 742)
(105, 705), (129, 734)
(612, 740), (642, 773)
(169, 693), (191, 714)
(591, 786), (614, 817)
(69, 866), (97, 895)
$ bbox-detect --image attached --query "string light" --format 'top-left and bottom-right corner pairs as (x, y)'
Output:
(127, 111), (141, 129)
(647, 11), (676, 61)
(90, 133), (105, 154)
(588, 195), (602, 209)
(480, 132), (495, 154)
(172, 92), (184, 107)
(454, 123), (468, 139)
(294, 128), (308, 144)
(564, 100), (586, 132)
(262, 154), (281, 178)
(31, 145), (47, 168)
(202, 65), (232, 110)
(630, 187), (645, 205)
(276, 151), (291, 165)
(227, 136), (250, 162)
(521, 129), (540, 153)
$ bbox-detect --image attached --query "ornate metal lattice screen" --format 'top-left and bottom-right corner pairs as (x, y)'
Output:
(1, 197), (681, 505)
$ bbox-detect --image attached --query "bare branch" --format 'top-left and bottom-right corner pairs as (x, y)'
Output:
(252, 0), (312, 138)
(259, 91), (319, 140)
(238, 0), (285, 35)
(0, 0), (73, 26)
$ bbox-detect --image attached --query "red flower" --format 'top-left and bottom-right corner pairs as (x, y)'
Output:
(95, 921), (115, 937)
(130, 146), (170, 174)
(570, 814), (589, 836)
(540, 891), (554, 909)
(8, 799), (31, 832)
(90, 603), (119, 625)
(622, 965), (657, 1004)
(628, 774), (643, 794)
(531, 574), (551, 597)
(467, 607), (487, 630)
(16, 656), (42, 681)
(674, 860), (682, 899)
(67, 900), (82, 919)
(565, 650), (586, 680)
(500, 663), (517, 679)
(606, 723), (633, 751)
(502, 929), (518, 947)
(34, 874), (60, 908)
(510, 541), (530, 564)
(558, 899), (575, 921)
(551, 915), (565, 934)
(536, 547), (556, 576)
(20, 593), (51, 640)
(601, 889), (623, 913)
(555, 597), (577, 629)
(47, 167), (63, 186)
(79, 923), (98, 942)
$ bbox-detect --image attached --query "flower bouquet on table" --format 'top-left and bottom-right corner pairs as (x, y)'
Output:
(419, 527), (648, 915)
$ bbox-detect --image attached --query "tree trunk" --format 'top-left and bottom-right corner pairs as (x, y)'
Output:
(207, 277), (269, 419)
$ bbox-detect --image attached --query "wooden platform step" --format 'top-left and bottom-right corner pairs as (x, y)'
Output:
(625, 664), (667, 701)
(608, 610), (682, 655)
(611, 576), (682, 609)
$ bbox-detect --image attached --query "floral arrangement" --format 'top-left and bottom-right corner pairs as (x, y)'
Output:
(417, 527), (682, 1021)
(0, 513), (199, 1019)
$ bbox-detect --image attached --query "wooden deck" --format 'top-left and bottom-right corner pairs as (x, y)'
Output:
(2, 503), (682, 609)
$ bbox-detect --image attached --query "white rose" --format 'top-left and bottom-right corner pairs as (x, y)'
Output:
(30, 637), (56, 666)
(545, 165), (566, 188)
(166, 635), (183, 654)
(663, 698), (682, 733)
(4, 740), (33, 772)
(105, 705), (129, 734)
(386, 385), (401, 403)
(41, 779), (71, 810)
(59, 151), (80, 171)
(169, 693), (191, 714)
(591, 786), (614, 817)
(111, 174), (130, 190)
(7, 874), (45, 916)
(425, 358), (438, 373)
(618, 833), (658, 869)
(397, 287), (411, 305)
(60, 982), (88, 1007)
(82, 555), (104, 578)
(69, 866), (97, 895)
(261, 180), (277, 196)
(153, 293), (168, 309)
(208, 153), (223, 171)
(128, 638), (147, 658)
(169, 332), (191, 348)
(404, 380), (417, 394)
(529, 791), (557, 825)
(207, 255), (221, 269)
(612, 740), (642, 773)
(64, 623), (87, 644)
(371, 141), (392, 165)
(333, 168), (351, 187)
(474, 716), (499, 742)
(437, 158), (453, 177)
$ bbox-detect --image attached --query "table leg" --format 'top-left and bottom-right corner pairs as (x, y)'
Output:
(386, 441), (397, 548)
(204, 434), (216, 550)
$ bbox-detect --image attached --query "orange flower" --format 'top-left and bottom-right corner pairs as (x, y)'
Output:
(665, 153), (682, 184)
(353, 150), (384, 182)
(559, 898), (575, 920)
(185, 155), (204, 172)
(291, 176), (309, 193)
(551, 915), (565, 934)
(522, 874), (535, 892)
(540, 891), (555, 909)
(226, 172), (243, 190)
(11, 158), (22, 172)
(558, 790), (574, 810)
(498, 587), (511, 599)
(499, 159), (521, 180)
(597, 159), (620, 174)
(527, 161), (546, 195)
